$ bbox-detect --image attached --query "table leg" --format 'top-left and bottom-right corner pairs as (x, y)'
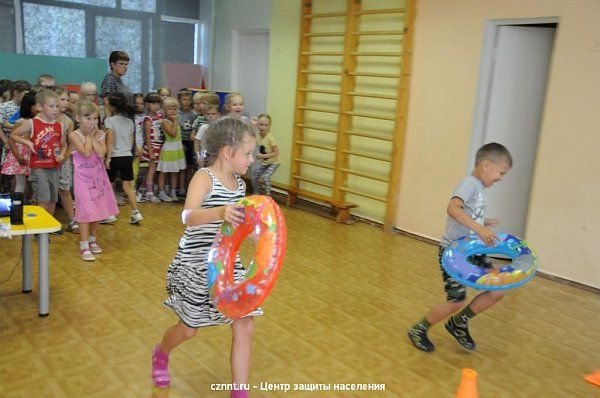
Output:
(22, 235), (32, 293)
(37, 233), (50, 317)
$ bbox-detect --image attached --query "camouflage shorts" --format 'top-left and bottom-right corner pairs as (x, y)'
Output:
(438, 246), (493, 302)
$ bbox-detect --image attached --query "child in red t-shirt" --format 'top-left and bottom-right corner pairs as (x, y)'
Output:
(11, 89), (66, 216)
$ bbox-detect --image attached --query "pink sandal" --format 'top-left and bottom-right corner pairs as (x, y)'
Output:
(152, 345), (170, 388)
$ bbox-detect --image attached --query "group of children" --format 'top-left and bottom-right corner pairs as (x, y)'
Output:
(135, 89), (280, 204)
(150, 96), (514, 398)
(2, 71), (515, 398)
(0, 75), (281, 266)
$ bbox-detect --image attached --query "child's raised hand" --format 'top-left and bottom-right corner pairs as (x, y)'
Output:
(223, 205), (245, 227)
(26, 141), (35, 153)
(476, 226), (498, 247)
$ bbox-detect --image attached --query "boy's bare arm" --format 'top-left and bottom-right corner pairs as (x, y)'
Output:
(447, 197), (497, 246)
(10, 119), (33, 149)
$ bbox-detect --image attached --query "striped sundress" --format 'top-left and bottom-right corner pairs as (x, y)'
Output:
(157, 120), (186, 172)
(164, 168), (263, 328)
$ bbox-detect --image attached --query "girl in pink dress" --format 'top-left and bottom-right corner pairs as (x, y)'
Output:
(1, 92), (36, 194)
(69, 101), (118, 261)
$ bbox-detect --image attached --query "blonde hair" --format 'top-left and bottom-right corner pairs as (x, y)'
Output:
(223, 92), (243, 113)
(35, 89), (59, 105)
(257, 113), (271, 124)
(198, 93), (220, 106)
(202, 117), (255, 166)
(37, 74), (54, 85)
(53, 86), (68, 96)
(76, 100), (99, 117)
(80, 82), (97, 95)
(162, 97), (179, 110)
(204, 103), (220, 114)
(157, 87), (171, 96)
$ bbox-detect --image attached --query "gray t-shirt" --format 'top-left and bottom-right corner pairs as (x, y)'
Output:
(105, 115), (134, 157)
(440, 175), (486, 247)
(178, 109), (197, 141)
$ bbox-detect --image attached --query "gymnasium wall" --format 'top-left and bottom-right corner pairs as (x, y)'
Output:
(396, 0), (600, 288)
(266, 1), (300, 191)
(0, 52), (106, 89)
(269, 0), (600, 288)
(269, 0), (404, 221)
(211, 0), (272, 92)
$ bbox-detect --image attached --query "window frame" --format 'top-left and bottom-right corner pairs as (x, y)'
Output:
(17, 0), (159, 91)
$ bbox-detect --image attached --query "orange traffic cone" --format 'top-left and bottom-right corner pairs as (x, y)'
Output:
(584, 370), (600, 388)
(456, 368), (478, 398)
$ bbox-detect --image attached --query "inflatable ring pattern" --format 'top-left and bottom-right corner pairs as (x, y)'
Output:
(207, 195), (286, 318)
(441, 233), (539, 291)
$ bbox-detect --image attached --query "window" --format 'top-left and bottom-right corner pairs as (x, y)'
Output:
(95, 16), (143, 92)
(61, 0), (116, 7)
(0, 1), (16, 52)
(15, 0), (199, 92)
(23, 3), (85, 57)
(161, 20), (196, 63)
(122, 0), (156, 13)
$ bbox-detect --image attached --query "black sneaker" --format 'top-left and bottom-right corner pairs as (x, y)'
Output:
(445, 317), (476, 351)
(408, 326), (435, 352)
(468, 254), (493, 269)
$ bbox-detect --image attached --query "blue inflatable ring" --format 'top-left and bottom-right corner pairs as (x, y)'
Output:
(441, 233), (539, 291)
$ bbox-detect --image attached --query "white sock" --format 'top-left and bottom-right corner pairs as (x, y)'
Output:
(80, 241), (89, 251)
(89, 235), (96, 243)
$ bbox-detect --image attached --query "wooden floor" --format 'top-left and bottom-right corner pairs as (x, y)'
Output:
(0, 201), (598, 397)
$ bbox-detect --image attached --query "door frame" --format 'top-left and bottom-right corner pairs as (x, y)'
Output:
(468, 17), (559, 168)
(230, 28), (269, 91)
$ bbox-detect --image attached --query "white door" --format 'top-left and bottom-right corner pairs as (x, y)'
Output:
(478, 25), (555, 237)
(232, 31), (269, 117)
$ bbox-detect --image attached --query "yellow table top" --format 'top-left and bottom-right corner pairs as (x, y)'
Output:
(0, 205), (61, 236)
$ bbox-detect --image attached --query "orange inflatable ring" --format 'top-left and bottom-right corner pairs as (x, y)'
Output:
(207, 195), (286, 319)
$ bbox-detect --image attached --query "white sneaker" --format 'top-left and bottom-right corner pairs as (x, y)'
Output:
(80, 249), (95, 261)
(100, 215), (117, 224)
(115, 194), (126, 206)
(170, 194), (179, 202)
(89, 242), (103, 254)
(147, 193), (161, 203)
(130, 211), (143, 224)
(136, 192), (147, 203)
(158, 191), (172, 202)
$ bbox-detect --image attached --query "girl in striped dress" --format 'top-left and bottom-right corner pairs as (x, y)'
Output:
(157, 97), (186, 202)
(152, 117), (259, 398)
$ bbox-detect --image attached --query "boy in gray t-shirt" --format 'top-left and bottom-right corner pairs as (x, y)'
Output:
(408, 143), (512, 353)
